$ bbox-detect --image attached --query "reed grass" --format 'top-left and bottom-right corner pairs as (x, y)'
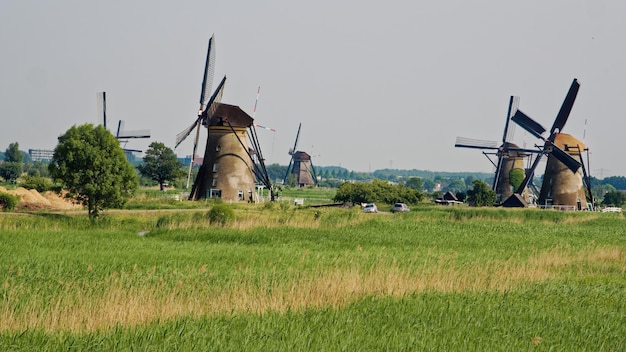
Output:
(1, 205), (624, 350)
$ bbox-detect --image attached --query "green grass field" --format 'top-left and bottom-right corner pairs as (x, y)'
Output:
(1, 204), (625, 351)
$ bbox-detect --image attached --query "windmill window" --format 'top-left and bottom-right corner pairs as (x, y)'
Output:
(238, 190), (244, 201)
(212, 163), (219, 172)
(216, 145), (221, 152)
(209, 189), (222, 198)
(212, 178), (218, 187)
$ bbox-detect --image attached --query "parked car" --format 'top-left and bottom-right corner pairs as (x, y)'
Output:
(363, 203), (378, 213)
(391, 203), (410, 213)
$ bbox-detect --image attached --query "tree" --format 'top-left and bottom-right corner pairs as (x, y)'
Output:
(602, 190), (626, 207)
(286, 173), (298, 187)
(5, 142), (22, 163)
(0, 162), (22, 183)
(137, 142), (185, 191)
(49, 124), (138, 219)
(509, 169), (525, 191)
(443, 178), (466, 193)
(423, 178), (435, 192)
(0, 142), (23, 183)
(405, 177), (424, 192)
(592, 183), (616, 202)
(466, 180), (496, 207)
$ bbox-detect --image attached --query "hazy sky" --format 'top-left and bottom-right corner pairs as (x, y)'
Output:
(1, 0), (624, 177)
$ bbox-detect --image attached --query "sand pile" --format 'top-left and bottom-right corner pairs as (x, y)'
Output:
(0, 186), (82, 211)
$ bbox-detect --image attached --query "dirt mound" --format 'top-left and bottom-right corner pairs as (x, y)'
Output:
(0, 186), (82, 211)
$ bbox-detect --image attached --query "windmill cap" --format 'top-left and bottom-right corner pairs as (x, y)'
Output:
(553, 133), (586, 154)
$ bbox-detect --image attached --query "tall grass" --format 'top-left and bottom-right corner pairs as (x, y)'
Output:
(1, 205), (625, 350)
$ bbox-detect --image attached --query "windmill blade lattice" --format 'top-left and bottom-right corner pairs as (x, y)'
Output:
(199, 35), (216, 113)
(551, 79), (580, 134)
(454, 137), (499, 150)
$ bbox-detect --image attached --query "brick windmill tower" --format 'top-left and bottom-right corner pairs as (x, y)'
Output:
(509, 79), (593, 209)
(175, 35), (273, 202)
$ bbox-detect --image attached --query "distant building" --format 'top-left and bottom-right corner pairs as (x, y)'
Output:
(29, 149), (54, 162)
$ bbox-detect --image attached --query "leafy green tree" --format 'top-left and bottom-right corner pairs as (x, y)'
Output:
(137, 142), (185, 191)
(5, 142), (22, 163)
(334, 182), (373, 204)
(444, 178), (466, 193)
(466, 180), (496, 207)
(592, 183), (616, 202)
(49, 124), (138, 219)
(24, 161), (50, 177)
(1, 142), (24, 182)
(405, 177), (423, 192)
(509, 169), (525, 191)
(423, 178), (435, 192)
(0, 162), (22, 183)
(602, 190), (626, 207)
(266, 163), (288, 184)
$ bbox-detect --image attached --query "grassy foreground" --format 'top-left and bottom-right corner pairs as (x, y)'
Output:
(1, 205), (625, 351)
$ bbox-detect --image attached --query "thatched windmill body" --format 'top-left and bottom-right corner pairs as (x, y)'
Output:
(509, 78), (592, 209)
(175, 35), (273, 202)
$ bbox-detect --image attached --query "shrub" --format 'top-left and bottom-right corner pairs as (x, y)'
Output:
(21, 175), (54, 192)
(466, 180), (496, 207)
(0, 192), (19, 211)
(207, 204), (235, 226)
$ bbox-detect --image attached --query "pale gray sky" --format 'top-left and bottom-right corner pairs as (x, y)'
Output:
(1, 0), (624, 177)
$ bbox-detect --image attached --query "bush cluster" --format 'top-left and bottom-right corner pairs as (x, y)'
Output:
(21, 175), (54, 192)
(333, 179), (423, 205)
(0, 191), (19, 211)
(207, 204), (235, 225)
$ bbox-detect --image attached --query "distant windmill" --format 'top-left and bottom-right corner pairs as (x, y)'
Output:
(283, 123), (317, 186)
(455, 96), (534, 204)
(96, 92), (150, 154)
(508, 78), (593, 209)
(174, 35), (273, 202)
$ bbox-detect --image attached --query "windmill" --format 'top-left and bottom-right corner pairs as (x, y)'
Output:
(174, 35), (223, 189)
(174, 35), (273, 202)
(455, 96), (534, 204)
(283, 123), (317, 187)
(96, 91), (150, 155)
(508, 78), (592, 209)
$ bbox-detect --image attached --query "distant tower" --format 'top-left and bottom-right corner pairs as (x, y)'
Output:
(494, 142), (527, 203)
(190, 104), (257, 202)
(175, 35), (273, 202)
(290, 151), (315, 186)
(538, 133), (587, 209)
(283, 123), (316, 187)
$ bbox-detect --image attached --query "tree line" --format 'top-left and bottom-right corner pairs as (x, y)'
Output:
(2, 123), (626, 215)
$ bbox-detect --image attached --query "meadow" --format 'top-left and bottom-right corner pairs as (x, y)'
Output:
(0, 202), (625, 351)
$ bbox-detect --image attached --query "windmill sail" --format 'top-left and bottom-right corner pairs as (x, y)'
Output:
(510, 79), (584, 208)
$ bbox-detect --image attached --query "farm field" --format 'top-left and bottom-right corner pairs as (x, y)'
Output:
(1, 205), (625, 351)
